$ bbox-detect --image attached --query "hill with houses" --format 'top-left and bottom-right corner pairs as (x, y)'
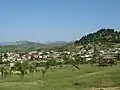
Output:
(75, 28), (120, 45)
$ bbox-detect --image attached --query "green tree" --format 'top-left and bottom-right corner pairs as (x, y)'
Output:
(116, 53), (120, 61)
(46, 59), (57, 66)
(13, 61), (29, 78)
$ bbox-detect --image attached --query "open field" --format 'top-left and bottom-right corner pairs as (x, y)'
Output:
(0, 64), (120, 90)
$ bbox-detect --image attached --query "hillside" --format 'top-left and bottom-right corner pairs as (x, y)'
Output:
(15, 40), (45, 47)
(45, 41), (72, 46)
(0, 41), (46, 52)
(75, 28), (120, 45)
(0, 40), (45, 46)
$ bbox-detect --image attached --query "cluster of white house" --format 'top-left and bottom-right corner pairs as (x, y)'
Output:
(0, 46), (119, 65)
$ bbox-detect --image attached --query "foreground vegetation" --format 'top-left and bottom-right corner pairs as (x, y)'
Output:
(0, 64), (120, 90)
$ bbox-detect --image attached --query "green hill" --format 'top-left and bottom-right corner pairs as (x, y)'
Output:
(0, 41), (46, 52)
(75, 28), (120, 45)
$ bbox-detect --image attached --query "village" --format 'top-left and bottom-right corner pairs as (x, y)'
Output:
(0, 43), (119, 75)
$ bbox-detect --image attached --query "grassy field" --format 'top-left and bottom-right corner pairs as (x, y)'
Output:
(0, 64), (120, 90)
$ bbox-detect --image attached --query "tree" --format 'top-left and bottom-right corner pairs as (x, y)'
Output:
(72, 63), (80, 70)
(41, 68), (47, 77)
(0, 65), (4, 78)
(116, 53), (120, 61)
(46, 59), (57, 67)
(75, 40), (79, 46)
(0, 55), (3, 64)
(12, 61), (29, 78)
(0, 65), (9, 78)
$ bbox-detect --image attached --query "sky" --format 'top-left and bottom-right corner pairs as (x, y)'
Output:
(0, 0), (120, 43)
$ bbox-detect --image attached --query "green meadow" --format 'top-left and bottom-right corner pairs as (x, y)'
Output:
(0, 64), (120, 90)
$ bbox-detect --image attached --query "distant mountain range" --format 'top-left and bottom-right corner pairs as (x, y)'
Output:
(0, 42), (14, 46)
(0, 40), (44, 46)
(0, 40), (71, 46)
(0, 40), (73, 52)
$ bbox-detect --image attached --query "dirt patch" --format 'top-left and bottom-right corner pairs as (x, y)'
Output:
(0, 80), (43, 86)
(65, 71), (106, 80)
(93, 87), (120, 90)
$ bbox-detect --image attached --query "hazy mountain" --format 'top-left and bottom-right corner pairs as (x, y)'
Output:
(0, 40), (45, 46)
(0, 42), (14, 46)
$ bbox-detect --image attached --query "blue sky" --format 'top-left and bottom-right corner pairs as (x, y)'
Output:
(0, 0), (120, 43)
